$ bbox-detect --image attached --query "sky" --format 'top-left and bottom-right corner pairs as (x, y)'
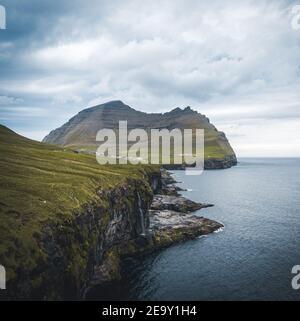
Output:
(0, 0), (300, 157)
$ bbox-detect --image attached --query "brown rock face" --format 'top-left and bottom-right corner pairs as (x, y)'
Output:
(43, 100), (237, 169)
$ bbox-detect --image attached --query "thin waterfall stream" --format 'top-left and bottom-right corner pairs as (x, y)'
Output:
(137, 192), (146, 236)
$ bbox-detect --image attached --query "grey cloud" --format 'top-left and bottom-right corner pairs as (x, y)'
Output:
(0, 0), (299, 157)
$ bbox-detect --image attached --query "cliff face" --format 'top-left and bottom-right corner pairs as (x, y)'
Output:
(0, 125), (161, 299)
(40, 173), (160, 299)
(2, 168), (160, 300)
(43, 100), (237, 169)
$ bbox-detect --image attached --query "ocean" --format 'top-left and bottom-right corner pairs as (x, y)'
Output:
(88, 158), (300, 300)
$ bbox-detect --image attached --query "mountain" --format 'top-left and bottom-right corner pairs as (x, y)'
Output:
(43, 100), (237, 168)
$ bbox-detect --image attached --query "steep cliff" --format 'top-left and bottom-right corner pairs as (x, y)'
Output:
(0, 125), (160, 299)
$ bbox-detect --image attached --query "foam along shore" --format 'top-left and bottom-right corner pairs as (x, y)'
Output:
(147, 170), (223, 249)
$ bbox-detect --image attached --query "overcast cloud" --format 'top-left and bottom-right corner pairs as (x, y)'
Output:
(0, 0), (300, 156)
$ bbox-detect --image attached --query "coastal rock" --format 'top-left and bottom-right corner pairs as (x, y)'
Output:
(151, 195), (214, 212)
(160, 184), (185, 196)
(159, 170), (185, 196)
(135, 169), (221, 251)
(149, 210), (222, 235)
(162, 154), (238, 170)
(204, 155), (237, 169)
(149, 210), (223, 248)
(161, 169), (177, 185)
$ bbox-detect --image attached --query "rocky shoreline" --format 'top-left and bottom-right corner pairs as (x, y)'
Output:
(144, 170), (223, 250)
(85, 170), (223, 297)
(163, 154), (238, 171)
(119, 169), (223, 256)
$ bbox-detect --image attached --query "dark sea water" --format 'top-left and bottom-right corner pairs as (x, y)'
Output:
(88, 158), (300, 301)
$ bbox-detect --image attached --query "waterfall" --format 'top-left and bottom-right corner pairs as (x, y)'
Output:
(137, 192), (146, 236)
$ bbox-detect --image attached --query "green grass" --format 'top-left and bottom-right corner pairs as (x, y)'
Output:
(0, 125), (159, 289)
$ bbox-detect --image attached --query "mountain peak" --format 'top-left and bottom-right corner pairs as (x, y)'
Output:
(103, 100), (126, 107)
(167, 106), (197, 115)
(92, 100), (129, 110)
(78, 100), (132, 116)
(169, 107), (182, 113)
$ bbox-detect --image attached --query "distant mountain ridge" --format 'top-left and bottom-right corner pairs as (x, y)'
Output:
(43, 100), (237, 169)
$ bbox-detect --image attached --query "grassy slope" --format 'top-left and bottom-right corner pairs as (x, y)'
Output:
(0, 125), (158, 284)
(70, 129), (235, 163)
